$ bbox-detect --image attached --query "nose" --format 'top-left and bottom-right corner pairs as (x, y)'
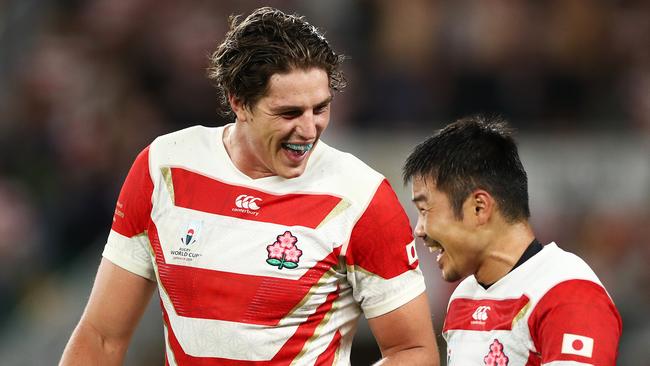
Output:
(413, 217), (426, 239)
(295, 111), (317, 140)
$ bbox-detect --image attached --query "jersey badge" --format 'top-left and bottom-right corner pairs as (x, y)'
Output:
(266, 231), (302, 270)
(233, 194), (262, 216)
(180, 220), (202, 245)
(170, 220), (203, 262)
(484, 339), (509, 366)
(472, 305), (491, 324)
(561, 333), (593, 358)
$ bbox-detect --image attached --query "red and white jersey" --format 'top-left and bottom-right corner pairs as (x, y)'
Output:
(443, 243), (621, 366)
(103, 125), (425, 365)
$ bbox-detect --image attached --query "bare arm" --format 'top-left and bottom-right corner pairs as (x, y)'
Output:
(368, 293), (440, 366)
(59, 258), (156, 365)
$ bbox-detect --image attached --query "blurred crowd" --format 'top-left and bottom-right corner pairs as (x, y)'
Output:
(0, 0), (649, 363)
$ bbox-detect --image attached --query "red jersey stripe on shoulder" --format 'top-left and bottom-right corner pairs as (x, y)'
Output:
(160, 287), (340, 364)
(443, 295), (530, 332)
(170, 168), (342, 229)
(527, 279), (621, 365)
(149, 222), (342, 326)
(111, 146), (153, 238)
(346, 179), (417, 279)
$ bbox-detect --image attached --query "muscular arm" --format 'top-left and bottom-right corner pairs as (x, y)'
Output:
(368, 293), (440, 366)
(60, 258), (156, 365)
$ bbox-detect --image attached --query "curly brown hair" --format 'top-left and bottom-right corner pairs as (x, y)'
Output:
(207, 7), (346, 115)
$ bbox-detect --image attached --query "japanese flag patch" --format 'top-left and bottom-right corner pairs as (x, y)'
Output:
(561, 333), (593, 358)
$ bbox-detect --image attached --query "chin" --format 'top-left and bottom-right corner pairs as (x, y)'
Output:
(441, 270), (463, 283)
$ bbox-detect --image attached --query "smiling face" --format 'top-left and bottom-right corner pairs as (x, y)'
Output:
(229, 67), (332, 179)
(411, 175), (485, 282)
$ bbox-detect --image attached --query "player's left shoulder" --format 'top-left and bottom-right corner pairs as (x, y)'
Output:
(311, 140), (387, 205)
(529, 243), (604, 288)
(316, 140), (383, 179)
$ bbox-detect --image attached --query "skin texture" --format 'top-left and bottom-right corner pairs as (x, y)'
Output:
(369, 293), (440, 366)
(60, 68), (441, 365)
(59, 259), (156, 366)
(225, 67), (332, 180)
(410, 175), (534, 286)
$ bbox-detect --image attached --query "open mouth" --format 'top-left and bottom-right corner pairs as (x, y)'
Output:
(281, 143), (314, 157)
(426, 240), (445, 257)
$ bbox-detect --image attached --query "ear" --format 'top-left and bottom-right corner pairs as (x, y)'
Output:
(470, 189), (494, 225)
(228, 94), (249, 122)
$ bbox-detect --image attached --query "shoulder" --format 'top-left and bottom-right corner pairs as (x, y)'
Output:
(309, 140), (387, 205)
(315, 140), (384, 180)
(148, 125), (220, 169)
(519, 243), (605, 299)
(526, 243), (620, 336)
(151, 125), (214, 151)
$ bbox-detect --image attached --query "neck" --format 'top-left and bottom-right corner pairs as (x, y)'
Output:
(475, 220), (535, 286)
(223, 122), (276, 180)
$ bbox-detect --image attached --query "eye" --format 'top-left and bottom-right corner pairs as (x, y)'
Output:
(314, 104), (330, 115)
(280, 110), (302, 119)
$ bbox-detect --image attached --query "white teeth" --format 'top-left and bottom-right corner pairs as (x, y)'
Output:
(283, 143), (313, 152)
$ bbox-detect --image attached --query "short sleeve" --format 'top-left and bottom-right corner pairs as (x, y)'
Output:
(528, 279), (622, 365)
(102, 146), (156, 281)
(346, 179), (425, 318)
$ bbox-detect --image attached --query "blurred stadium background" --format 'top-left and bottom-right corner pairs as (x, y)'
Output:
(0, 0), (649, 364)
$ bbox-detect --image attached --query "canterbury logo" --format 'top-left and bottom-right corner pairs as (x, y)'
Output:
(472, 305), (491, 321)
(235, 194), (262, 210)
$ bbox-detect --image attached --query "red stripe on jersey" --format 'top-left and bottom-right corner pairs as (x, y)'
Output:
(111, 146), (153, 238)
(170, 168), (342, 229)
(527, 279), (621, 365)
(443, 295), (530, 332)
(346, 179), (417, 279)
(315, 331), (342, 366)
(149, 223), (342, 326)
(160, 287), (340, 365)
(525, 350), (541, 366)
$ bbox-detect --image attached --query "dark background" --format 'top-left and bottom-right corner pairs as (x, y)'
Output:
(0, 0), (649, 364)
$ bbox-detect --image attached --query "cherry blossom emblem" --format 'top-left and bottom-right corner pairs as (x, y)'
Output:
(484, 339), (509, 366)
(266, 231), (302, 270)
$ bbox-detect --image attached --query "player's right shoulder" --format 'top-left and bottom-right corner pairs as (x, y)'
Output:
(151, 125), (211, 150)
(149, 125), (219, 167)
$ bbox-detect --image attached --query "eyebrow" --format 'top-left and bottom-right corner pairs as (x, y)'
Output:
(412, 194), (426, 203)
(269, 95), (333, 114)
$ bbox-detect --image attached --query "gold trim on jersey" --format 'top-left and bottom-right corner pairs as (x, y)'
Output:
(161, 167), (175, 204)
(290, 285), (341, 365)
(316, 199), (351, 229)
(511, 300), (531, 328)
(282, 266), (340, 324)
(346, 263), (383, 278)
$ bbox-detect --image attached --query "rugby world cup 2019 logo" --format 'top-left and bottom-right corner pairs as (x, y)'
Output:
(181, 227), (197, 245)
(171, 220), (203, 262)
(266, 231), (302, 270)
(180, 221), (202, 245)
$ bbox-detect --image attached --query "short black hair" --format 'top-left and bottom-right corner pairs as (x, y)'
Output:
(403, 115), (530, 222)
(207, 7), (346, 115)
